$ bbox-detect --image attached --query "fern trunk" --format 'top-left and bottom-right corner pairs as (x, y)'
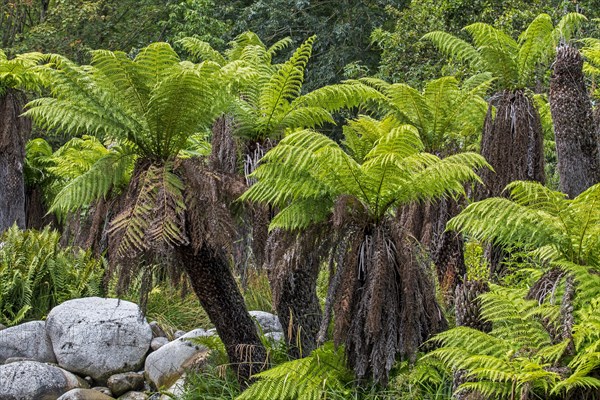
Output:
(400, 198), (466, 297)
(266, 228), (326, 359)
(478, 90), (545, 276)
(479, 90), (545, 199)
(179, 244), (267, 387)
(0, 89), (30, 232)
(549, 44), (600, 198)
(334, 223), (447, 384)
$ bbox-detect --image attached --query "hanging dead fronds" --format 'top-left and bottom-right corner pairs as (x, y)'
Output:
(479, 90), (545, 200)
(179, 158), (239, 254)
(333, 222), (447, 385)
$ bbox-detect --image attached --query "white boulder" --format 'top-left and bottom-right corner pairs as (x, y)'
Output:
(46, 297), (153, 383)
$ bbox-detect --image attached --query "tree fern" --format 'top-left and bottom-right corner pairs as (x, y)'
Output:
(448, 181), (600, 267)
(423, 13), (585, 90)
(349, 75), (491, 154)
(242, 116), (489, 383)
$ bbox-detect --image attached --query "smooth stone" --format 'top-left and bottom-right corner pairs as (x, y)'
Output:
(0, 320), (56, 363)
(46, 297), (153, 383)
(118, 392), (148, 400)
(107, 372), (144, 397)
(173, 330), (186, 339)
(144, 328), (211, 389)
(0, 323), (6, 331)
(92, 387), (113, 396)
(57, 388), (116, 400)
(5, 356), (36, 364)
(0, 360), (88, 400)
(264, 331), (285, 343)
(150, 337), (169, 351)
(149, 322), (167, 338)
(249, 310), (283, 333)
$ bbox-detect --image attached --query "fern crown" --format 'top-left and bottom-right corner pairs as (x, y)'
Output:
(241, 116), (490, 231)
(423, 13), (586, 90)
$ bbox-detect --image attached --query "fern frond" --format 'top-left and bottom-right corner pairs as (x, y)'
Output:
(422, 31), (482, 69)
(50, 145), (134, 216)
(178, 37), (227, 65)
(237, 343), (352, 400)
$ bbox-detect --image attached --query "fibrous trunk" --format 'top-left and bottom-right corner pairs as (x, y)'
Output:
(265, 228), (326, 359)
(549, 44), (600, 198)
(400, 198), (466, 298)
(453, 280), (490, 400)
(0, 89), (30, 232)
(479, 89), (545, 199)
(179, 244), (267, 387)
(333, 223), (447, 384)
(478, 90), (545, 275)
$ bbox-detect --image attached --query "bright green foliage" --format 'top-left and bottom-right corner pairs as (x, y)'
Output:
(242, 117), (490, 231)
(0, 50), (44, 93)
(0, 226), (104, 326)
(448, 181), (600, 267)
(349, 74), (491, 153)
(24, 138), (54, 191)
(423, 13), (586, 90)
(24, 136), (134, 219)
(430, 285), (566, 398)
(581, 37), (600, 99)
(182, 33), (383, 142)
(237, 342), (353, 400)
(441, 182), (600, 397)
(25, 43), (225, 161)
(431, 278), (600, 398)
(23, 42), (224, 256)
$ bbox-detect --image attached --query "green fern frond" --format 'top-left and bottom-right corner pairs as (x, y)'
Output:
(237, 342), (352, 400)
(178, 37), (227, 65)
(49, 144), (134, 216)
(421, 31), (482, 68)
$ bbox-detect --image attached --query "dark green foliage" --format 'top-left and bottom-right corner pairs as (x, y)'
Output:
(215, 0), (397, 90)
(0, 226), (104, 326)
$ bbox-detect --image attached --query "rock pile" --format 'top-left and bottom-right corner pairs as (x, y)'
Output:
(0, 297), (283, 399)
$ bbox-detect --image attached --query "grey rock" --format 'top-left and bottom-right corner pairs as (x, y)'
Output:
(118, 392), (148, 400)
(46, 297), (153, 383)
(144, 328), (211, 389)
(92, 387), (113, 396)
(249, 311), (283, 334)
(173, 330), (186, 339)
(107, 372), (144, 397)
(57, 388), (116, 400)
(149, 322), (167, 338)
(161, 375), (186, 399)
(150, 337), (168, 351)
(264, 331), (285, 343)
(0, 323), (6, 331)
(0, 360), (88, 400)
(4, 356), (36, 363)
(0, 320), (56, 363)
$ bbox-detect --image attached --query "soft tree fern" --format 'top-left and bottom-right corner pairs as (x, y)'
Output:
(242, 116), (490, 383)
(423, 13), (585, 90)
(348, 74), (492, 154)
(24, 43), (226, 254)
(23, 42), (267, 385)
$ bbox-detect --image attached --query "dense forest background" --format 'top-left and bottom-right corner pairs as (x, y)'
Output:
(4, 0), (600, 88)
